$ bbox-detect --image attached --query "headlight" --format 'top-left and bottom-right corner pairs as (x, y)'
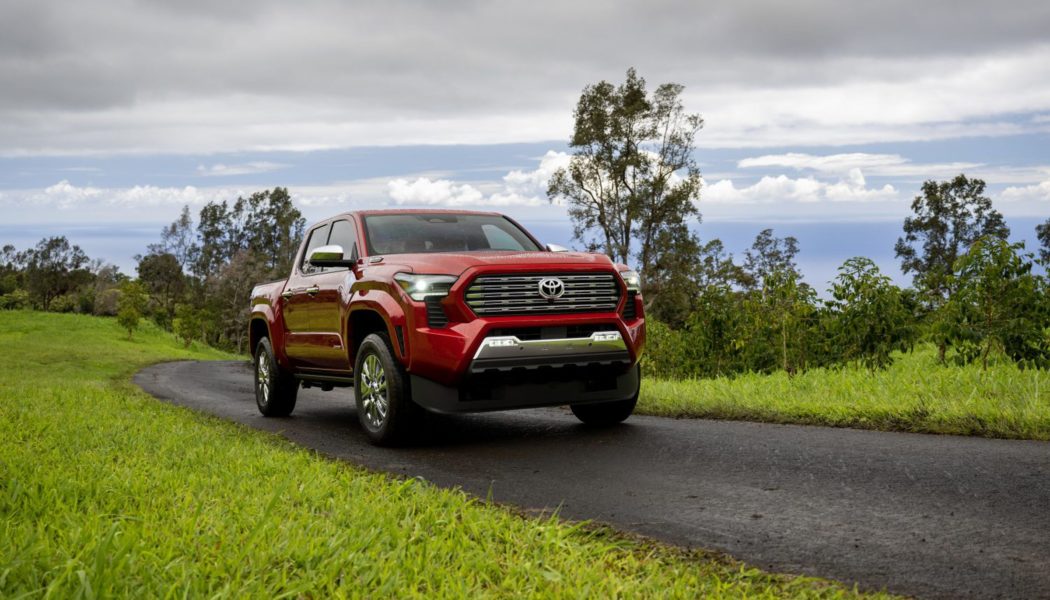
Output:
(394, 273), (458, 301)
(619, 270), (641, 292)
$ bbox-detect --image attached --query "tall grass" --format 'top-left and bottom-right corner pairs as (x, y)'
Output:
(640, 345), (1050, 439)
(0, 311), (883, 598)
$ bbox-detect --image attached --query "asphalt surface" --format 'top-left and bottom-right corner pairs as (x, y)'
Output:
(134, 360), (1050, 599)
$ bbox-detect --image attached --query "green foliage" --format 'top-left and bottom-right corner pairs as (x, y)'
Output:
(548, 68), (704, 311)
(116, 280), (148, 338)
(743, 229), (800, 289)
(1037, 217), (1050, 264)
(172, 303), (206, 347)
(21, 236), (92, 311)
(0, 289), (30, 310)
(828, 258), (915, 370)
(895, 174), (1009, 308)
(137, 251), (186, 328)
(0, 311), (876, 598)
(944, 237), (1047, 368)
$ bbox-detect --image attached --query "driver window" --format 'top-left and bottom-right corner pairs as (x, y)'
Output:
(300, 223), (331, 275)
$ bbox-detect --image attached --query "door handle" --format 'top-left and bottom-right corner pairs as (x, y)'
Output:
(305, 286), (320, 296)
(281, 290), (295, 300)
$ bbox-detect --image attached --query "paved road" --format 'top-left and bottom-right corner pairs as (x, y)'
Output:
(135, 360), (1050, 599)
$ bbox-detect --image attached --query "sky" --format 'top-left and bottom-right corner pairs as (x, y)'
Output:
(2, 0), (1049, 289)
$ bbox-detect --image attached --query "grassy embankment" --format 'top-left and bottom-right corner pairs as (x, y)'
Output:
(640, 345), (1050, 440)
(0, 310), (883, 598)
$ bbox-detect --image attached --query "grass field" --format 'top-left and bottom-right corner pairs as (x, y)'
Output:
(640, 345), (1050, 440)
(0, 310), (884, 599)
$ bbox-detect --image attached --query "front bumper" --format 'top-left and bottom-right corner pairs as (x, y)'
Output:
(410, 363), (640, 414)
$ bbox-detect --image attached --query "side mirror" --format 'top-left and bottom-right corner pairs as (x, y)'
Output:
(546, 243), (570, 253)
(308, 245), (355, 268)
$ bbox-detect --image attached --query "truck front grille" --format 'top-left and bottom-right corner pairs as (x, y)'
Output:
(464, 272), (621, 316)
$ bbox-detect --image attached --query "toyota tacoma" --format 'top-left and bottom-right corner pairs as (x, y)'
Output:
(249, 210), (645, 445)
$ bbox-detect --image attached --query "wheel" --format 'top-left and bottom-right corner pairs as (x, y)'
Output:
(254, 337), (298, 417)
(570, 369), (639, 426)
(354, 332), (419, 445)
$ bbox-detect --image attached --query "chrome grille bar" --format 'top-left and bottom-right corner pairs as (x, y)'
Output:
(465, 272), (621, 316)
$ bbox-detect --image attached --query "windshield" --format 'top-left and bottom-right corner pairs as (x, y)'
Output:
(363, 214), (542, 255)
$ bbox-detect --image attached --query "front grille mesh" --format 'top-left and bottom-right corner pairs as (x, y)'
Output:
(465, 272), (620, 316)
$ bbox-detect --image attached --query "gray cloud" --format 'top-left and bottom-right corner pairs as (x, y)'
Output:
(2, 0), (1050, 154)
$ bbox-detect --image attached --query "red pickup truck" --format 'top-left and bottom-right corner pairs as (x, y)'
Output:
(249, 209), (645, 445)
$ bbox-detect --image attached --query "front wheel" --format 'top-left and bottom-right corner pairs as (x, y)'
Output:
(354, 333), (419, 445)
(254, 337), (298, 417)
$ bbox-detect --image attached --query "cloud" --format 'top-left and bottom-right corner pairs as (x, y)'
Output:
(738, 153), (982, 178)
(704, 169), (899, 205)
(1000, 179), (1050, 203)
(3, 2), (1050, 154)
(196, 161), (287, 176)
(388, 178), (484, 206)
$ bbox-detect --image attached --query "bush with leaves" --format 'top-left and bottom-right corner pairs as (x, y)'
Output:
(172, 304), (206, 348)
(944, 237), (1046, 368)
(117, 280), (149, 339)
(827, 257), (915, 370)
(0, 289), (30, 310)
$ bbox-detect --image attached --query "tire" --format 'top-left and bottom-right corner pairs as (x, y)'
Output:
(354, 332), (419, 446)
(254, 337), (298, 417)
(570, 368), (639, 426)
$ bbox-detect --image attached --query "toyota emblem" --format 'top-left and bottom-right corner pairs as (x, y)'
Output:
(537, 277), (565, 300)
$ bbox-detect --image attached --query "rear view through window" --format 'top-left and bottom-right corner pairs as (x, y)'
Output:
(363, 214), (541, 255)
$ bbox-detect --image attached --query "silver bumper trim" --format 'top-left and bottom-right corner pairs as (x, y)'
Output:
(472, 330), (628, 362)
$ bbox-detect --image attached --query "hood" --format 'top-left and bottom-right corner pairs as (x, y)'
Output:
(371, 251), (616, 276)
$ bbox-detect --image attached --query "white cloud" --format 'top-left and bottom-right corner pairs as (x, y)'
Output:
(196, 161), (287, 177)
(388, 177), (484, 206)
(703, 170), (899, 206)
(1000, 179), (1050, 203)
(738, 152), (982, 178)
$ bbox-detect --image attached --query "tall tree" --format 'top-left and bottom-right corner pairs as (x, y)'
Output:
(894, 175), (1008, 304)
(1037, 218), (1050, 264)
(148, 205), (197, 271)
(137, 252), (186, 327)
(22, 236), (91, 311)
(547, 68), (703, 285)
(743, 229), (800, 290)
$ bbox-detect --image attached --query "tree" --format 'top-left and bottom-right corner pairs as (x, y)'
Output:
(642, 223), (701, 327)
(173, 304), (205, 347)
(547, 68), (703, 288)
(827, 257), (914, 370)
(22, 236), (91, 311)
(137, 252), (186, 327)
(895, 175), (1008, 304)
(1037, 218), (1050, 265)
(148, 205), (197, 271)
(117, 280), (148, 339)
(743, 229), (800, 290)
(945, 238), (1045, 369)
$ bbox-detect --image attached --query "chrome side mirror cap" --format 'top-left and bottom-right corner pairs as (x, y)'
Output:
(546, 243), (569, 253)
(308, 244), (354, 267)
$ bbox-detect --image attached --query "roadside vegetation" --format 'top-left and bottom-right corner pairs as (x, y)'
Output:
(0, 310), (884, 598)
(640, 344), (1050, 440)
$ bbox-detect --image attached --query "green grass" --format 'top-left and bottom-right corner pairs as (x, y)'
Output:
(0, 311), (884, 599)
(640, 345), (1050, 440)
